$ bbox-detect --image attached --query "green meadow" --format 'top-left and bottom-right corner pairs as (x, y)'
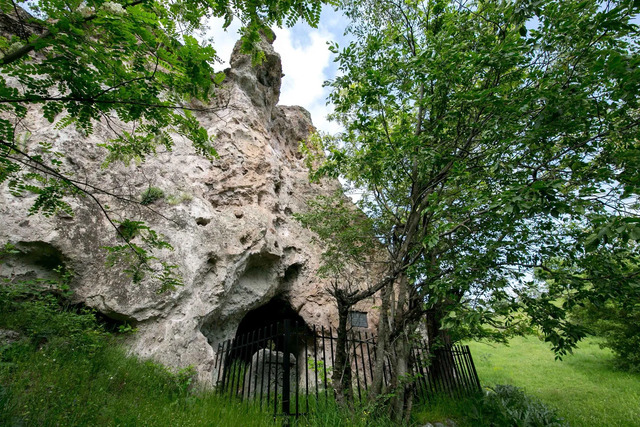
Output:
(468, 336), (640, 427)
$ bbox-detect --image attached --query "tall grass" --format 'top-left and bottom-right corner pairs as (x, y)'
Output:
(468, 336), (640, 426)
(0, 336), (282, 426)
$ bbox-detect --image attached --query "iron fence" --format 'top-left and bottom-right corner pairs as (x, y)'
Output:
(213, 319), (481, 418)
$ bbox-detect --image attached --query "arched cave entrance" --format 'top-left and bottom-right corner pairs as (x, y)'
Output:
(230, 294), (314, 363)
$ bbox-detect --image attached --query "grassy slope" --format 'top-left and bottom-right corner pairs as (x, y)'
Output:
(0, 340), (395, 426)
(468, 336), (640, 427)
(0, 343), (277, 426)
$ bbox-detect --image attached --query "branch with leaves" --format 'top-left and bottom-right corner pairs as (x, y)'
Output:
(0, 0), (328, 290)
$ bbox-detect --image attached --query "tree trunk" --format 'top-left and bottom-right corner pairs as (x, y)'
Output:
(371, 281), (392, 397)
(389, 335), (410, 422)
(332, 296), (353, 408)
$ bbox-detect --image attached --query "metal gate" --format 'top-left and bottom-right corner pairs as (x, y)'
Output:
(213, 319), (481, 418)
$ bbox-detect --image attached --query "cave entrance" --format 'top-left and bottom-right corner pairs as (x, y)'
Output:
(230, 295), (313, 362)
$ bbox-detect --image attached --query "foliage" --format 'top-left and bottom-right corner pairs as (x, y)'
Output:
(0, 278), (385, 426)
(0, 273), (271, 426)
(139, 186), (165, 205)
(0, 0), (328, 290)
(295, 191), (378, 278)
(105, 219), (183, 291)
(0, 274), (618, 426)
(301, 0), (640, 418)
(572, 298), (640, 372)
(166, 191), (193, 205)
(414, 388), (566, 427)
(0, 268), (106, 354)
(305, 0), (640, 352)
(307, 357), (333, 388)
(476, 384), (566, 427)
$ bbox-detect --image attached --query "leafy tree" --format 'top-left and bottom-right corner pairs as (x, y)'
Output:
(301, 0), (640, 419)
(565, 248), (640, 372)
(0, 0), (326, 288)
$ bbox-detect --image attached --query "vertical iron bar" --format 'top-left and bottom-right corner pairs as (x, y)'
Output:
(450, 346), (463, 399)
(358, 332), (368, 392)
(461, 346), (475, 394)
(454, 346), (470, 394)
(282, 320), (291, 417)
(245, 329), (256, 400)
(230, 336), (239, 399)
(321, 326), (328, 401)
(466, 345), (482, 391)
(443, 347), (459, 399)
(215, 343), (223, 386)
(294, 321), (299, 417)
(266, 324), (274, 413)
(220, 340), (228, 393)
(460, 346), (473, 393)
(239, 332), (249, 401)
(364, 332), (375, 387)
(438, 348), (452, 397)
(422, 340), (434, 396)
(229, 337), (238, 400)
(328, 327), (335, 398)
(274, 322), (280, 418)
(219, 340), (228, 392)
(351, 333), (362, 401)
(313, 325), (319, 402)
(259, 326), (267, 410)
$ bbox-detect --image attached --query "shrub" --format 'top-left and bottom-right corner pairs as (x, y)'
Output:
(476, 384), (567, 426)
(572, 300), (640, 372)
(140, 186), (165, 205)
(0, 273), (106, 354)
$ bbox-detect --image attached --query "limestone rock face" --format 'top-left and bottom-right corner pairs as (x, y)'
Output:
(0, 36), (378, 384)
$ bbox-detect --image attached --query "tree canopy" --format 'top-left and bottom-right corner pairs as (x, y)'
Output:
(301, 0), (640, 416)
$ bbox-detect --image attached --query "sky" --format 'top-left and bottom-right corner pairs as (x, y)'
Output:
(203, 7), (350, 135)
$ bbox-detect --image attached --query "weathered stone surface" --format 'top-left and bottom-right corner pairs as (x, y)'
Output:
(0, 35), (380, 384)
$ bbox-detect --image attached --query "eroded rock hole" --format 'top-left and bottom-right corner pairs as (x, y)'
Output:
(0, 241), (67, 282)
(283, 263), (301, 285)
(196, 217), (211, 226)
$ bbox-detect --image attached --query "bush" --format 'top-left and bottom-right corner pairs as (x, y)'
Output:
(140, 186), (165, 205)
(475, 384), (566, 427)
(572, 301), (640, 372)
(0, 276), (106, 355)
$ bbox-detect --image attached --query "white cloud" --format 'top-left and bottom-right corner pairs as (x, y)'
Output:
(273, 27), (340, 134)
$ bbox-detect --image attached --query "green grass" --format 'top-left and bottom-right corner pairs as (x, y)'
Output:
(412, 394), (481, 426)
(468, 336), (640, 426)
(0, 342), (280, 426)
(0, 340), (399, 426)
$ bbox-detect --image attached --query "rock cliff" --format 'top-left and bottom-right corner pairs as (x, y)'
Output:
(0, 35), (379, 383)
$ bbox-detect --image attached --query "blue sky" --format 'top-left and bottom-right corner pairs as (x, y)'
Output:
(204, 6), (350, 134)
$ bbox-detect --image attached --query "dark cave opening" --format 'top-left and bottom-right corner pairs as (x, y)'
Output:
(230, 295), (313, 362)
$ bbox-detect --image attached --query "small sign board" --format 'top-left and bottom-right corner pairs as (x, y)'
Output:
(348, 311), (368, 328)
